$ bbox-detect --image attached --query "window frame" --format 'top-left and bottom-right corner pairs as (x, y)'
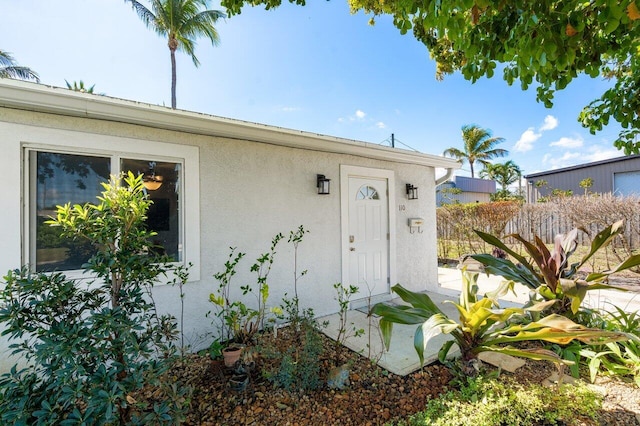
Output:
(22, 140), (200, 282)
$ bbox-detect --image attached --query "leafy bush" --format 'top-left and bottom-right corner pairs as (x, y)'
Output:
(261, 322), (324, 392)
(579, 306), (640, 387)
(372, 271), (632, 368)
(0, 173), (188, 425)
(394, 376), (602, 426)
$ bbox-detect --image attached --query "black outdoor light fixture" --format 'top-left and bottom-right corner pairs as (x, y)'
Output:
(406, 183), (418, 200)
(317, 174), (331, 195)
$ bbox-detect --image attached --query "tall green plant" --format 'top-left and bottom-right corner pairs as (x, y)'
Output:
(580, 306), (640, 387)
(209, 232), (284, 344)
(372, 271), (632, 368)
(0, 173), (188, 425)
(443, 124), (507, 178)
(472, 220), (640, 314)
(124, 0), (225, 109)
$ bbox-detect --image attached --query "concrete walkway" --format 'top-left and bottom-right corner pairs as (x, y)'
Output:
(320, 267), (640, 376)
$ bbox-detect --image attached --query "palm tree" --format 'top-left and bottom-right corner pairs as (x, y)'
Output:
(124, 0), (225, 109)
(479, 160), (522, 192)
(0, 50), (39, 82)
(443, 125), (508, 178)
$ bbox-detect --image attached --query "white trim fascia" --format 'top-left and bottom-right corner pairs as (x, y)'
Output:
(340, 165), (396, 294)
(0, 80), (461, 169)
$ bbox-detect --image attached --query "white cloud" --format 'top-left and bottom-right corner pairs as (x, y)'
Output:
(544, 151), (582, 169)
(340, 109), (368, 122)
(584, 147), (623, 163)
(539, 115), (558, 131)
(514, 128), (541, 152)
(339, 109), (389, 130)
(514, 115), (559, 153)
(541, 145), (622, 170)
(549, 136), (583, 149)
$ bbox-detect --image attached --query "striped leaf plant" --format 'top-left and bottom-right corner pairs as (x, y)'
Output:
(371, 271), (632, 367)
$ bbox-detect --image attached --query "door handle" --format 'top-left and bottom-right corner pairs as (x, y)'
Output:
(349, 235), (355, 243)
(350, 247), (355, 251)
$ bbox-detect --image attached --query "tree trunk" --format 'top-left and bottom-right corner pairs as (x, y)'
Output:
(170, 48), (177, 109)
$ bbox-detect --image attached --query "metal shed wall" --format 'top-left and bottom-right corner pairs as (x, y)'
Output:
(525, 155), (640, 201)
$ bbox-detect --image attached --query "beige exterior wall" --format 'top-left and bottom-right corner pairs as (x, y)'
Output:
(0, 104), (447, 372)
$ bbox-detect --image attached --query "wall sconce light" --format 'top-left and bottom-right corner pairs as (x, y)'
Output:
(317, 174), (330, 195)
(406, 183), (418, 200)
(143, 162), (164, 191)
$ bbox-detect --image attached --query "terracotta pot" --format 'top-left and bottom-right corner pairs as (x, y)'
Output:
(222, 346), (243, 367)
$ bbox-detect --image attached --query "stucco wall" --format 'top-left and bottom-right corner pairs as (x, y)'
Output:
(0, 107), (439, 371)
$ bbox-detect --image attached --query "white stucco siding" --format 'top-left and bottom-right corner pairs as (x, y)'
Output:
(0, 104), (447, 368)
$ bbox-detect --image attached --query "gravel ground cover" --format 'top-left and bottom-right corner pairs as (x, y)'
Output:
(148, 325), (640, 425)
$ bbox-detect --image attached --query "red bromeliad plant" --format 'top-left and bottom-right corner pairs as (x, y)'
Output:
(472, 220), (640, 315)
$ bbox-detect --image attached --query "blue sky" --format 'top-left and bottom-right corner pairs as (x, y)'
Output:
(2, 0), (626, 177)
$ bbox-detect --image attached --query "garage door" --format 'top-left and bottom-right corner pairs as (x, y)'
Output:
(614, 171), (640, 196)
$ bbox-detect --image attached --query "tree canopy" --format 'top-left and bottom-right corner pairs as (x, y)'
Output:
(219, 0), (640, 154)
(124, 0), (225, 109)
(479, 160), (522, 191)
(0, 50), (39, 82)
(443, 124), (507, 178)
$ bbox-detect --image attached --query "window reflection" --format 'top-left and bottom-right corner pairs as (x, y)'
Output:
(121, 159), (182, 262)
(33, 152), (110, 272)
(31, 152), (183, 272)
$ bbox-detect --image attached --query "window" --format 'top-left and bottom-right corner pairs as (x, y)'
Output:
(356, 185), (379, 200)
(29, 149), (183, 273)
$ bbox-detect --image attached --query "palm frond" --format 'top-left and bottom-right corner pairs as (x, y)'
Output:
(0, 66), (40, 82)
(124, 0), (158, 27)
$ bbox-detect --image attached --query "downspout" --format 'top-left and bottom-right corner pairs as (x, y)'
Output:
(435, 167), (454, 186)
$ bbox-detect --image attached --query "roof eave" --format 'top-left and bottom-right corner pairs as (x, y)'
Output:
(0, 80), (461, 169)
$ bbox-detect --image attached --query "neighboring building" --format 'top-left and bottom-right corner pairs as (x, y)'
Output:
(435, 175), (496, 205)
(525, 155), (640, 202)
(0, 79), (460, 372)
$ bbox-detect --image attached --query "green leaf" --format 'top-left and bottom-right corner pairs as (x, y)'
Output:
(438, 340), (456, 363)
(579, 220), (624, 268)
(414, 314), (458, 366)
(379, 319), (393, 351)
(389, 284), (444, 315)
(585, 253), (640, 281)
(371, 303), (436, 325)
(471, 254), (540, 289)
(473, 230), (530, 267)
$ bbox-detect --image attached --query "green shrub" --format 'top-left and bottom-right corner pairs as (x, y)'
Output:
(579, 306), (640, 387)
(372, 271), (631, 368)
(0, 173), (189, 425)
(261, 321), (324, 392)
(394, 376), (602, 426)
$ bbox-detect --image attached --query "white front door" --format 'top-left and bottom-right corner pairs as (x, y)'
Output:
(347, 176), (390, 299)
